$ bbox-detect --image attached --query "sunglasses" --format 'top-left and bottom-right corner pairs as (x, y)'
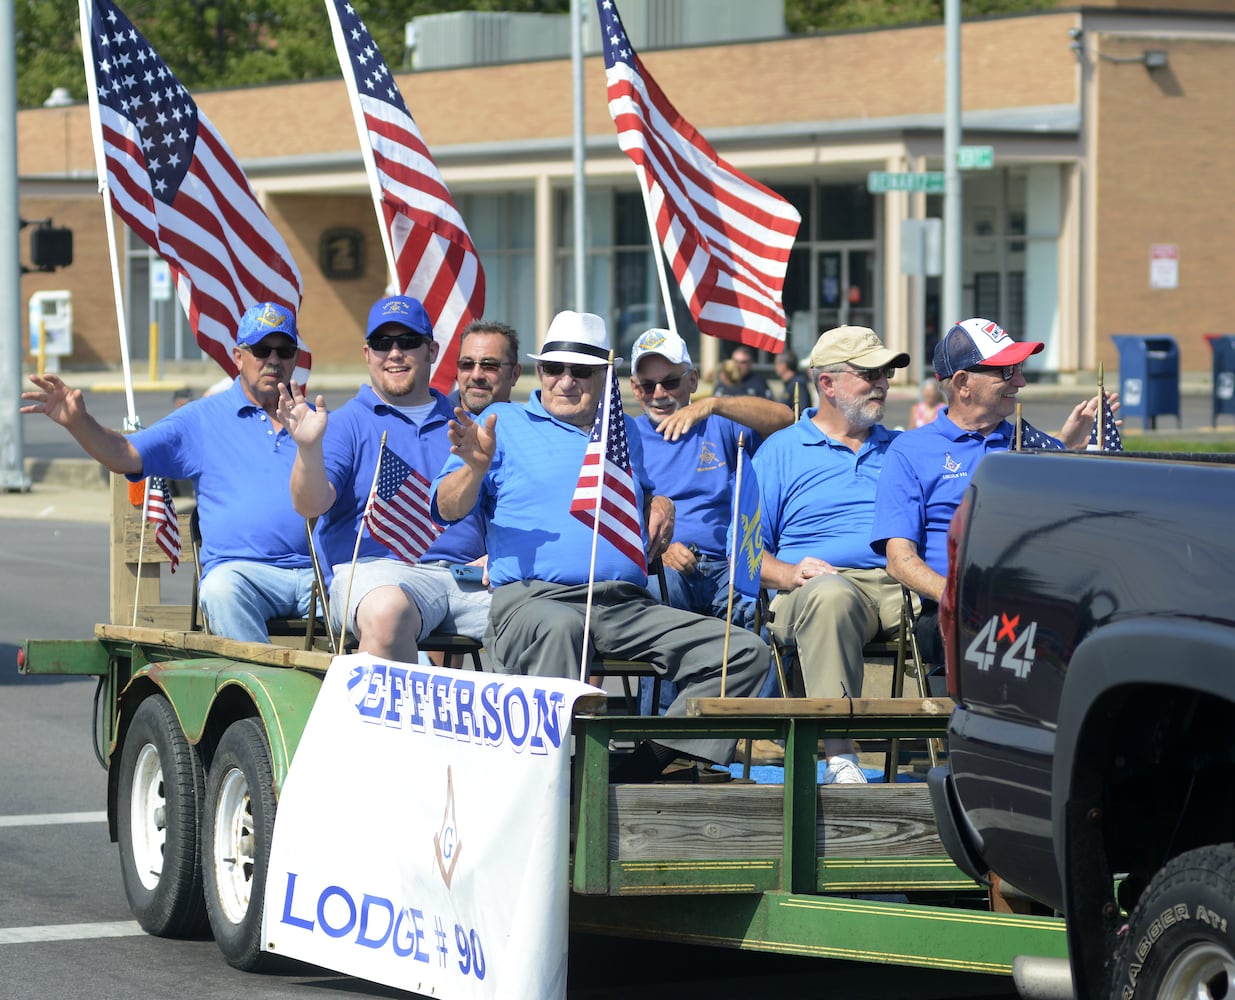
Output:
(636, 376), (684, 393)
(540, 361), (599, 379)
(968, 363), (1022, 382)
(458, 357), (513, 376)
(368, 332), (430, 352)
(841, 365), (897, 383)
(244, 343), (298, 360)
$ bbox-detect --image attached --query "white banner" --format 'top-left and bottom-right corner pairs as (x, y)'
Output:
(262, 655), (599, 999)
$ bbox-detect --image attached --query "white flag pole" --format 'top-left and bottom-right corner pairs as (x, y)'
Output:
(578, 362), (615, 683)
(635, 165), (678, 337)
(324, 0), (400, 291)
(719, 434), (749, 698)
(78, 0), (139, 430)
(341, 430), (388, 650)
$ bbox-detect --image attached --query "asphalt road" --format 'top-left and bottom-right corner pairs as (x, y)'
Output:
(0, 518), (1020, 999)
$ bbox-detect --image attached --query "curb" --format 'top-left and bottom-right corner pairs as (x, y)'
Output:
(23, 457), (109, 491)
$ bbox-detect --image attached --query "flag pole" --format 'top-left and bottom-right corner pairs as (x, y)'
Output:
(719, 433), (749, 698)
(341, 430), (388, 650)
(1097, 362), (1106, 452)
(132, 477), (151, 627)
(634, 165), (678, 338)
(1015, 402), (1024, 451)
(792, 380), (801, 420)
(324, 0), (400, 291)
(578, 360), (615, 683)
(78, 0), (139, 430)
(307, 527), (337, 654)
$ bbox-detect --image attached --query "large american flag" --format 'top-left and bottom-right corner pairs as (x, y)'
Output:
(597, 0), (801, 354)
(570, 368), (647, 573)
(80, 0), (306, 381)
(364, 442), (444, 564)
(325, 0), (485, 394)
(145, 476), (181, 573)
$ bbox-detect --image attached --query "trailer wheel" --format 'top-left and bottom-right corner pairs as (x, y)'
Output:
(1106, 843), (1235, 998)
(116, 694), (207, 937)
(202, 717), (276, 971)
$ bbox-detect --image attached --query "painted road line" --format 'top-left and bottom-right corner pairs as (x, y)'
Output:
(0, 811), (107, 827)
(0, 921), (144, 945)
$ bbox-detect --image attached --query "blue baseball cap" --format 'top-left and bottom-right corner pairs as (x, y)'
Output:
(236, 302), (301, 348)
(366, 295), (433, 339)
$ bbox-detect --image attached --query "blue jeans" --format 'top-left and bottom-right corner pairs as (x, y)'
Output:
(198, 561), (318, 643)
(639, 555), (758, 714)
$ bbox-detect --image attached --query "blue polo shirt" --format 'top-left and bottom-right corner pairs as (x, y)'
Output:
(431, 392), (655, 589)
(752, 409), (897, 570)
(870, 408), (1062, 575)
(632, 413), (760, 559)
(128, 378), (309, 578)
(316, 385), (485, 579)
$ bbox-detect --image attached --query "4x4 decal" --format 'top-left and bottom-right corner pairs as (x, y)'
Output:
(964, 613), (1039, 679)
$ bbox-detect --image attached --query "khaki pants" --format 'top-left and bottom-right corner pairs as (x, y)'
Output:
(768, 567), (903, 698)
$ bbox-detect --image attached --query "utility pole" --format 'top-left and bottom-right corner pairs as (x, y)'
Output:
(943, 0), (962, 331)
(0, 2), (31, 491)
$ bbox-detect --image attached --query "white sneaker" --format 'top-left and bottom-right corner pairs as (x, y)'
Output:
(821, 753), (868, 785)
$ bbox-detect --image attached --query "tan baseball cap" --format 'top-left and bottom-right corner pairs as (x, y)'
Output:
(809, 325), (909, 370)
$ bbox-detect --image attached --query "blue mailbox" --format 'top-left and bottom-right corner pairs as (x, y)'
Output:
(1204, 334), (1235, 427)
(1111, 334), (1181, 430)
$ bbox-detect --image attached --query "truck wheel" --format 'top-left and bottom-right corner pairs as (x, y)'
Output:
(1107, 843), (1235, 998)
(202, 717), (276, 971)
(116, 694), (207, 937)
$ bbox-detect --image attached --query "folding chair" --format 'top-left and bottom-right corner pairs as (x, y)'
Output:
(189, 508), (326, 651)
(306, 533), (485, 670)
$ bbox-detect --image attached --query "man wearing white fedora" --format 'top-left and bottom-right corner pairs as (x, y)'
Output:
(432, 310), (768, 781)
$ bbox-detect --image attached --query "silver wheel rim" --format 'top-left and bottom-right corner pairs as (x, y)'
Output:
(211, 767), (255, 925)
(1158, 941), (1235, 999)
(129, 743), (166, 891)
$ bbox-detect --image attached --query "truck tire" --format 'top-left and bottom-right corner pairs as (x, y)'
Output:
(202, 717), (276, 971)
(1106, 843), (1235, 999)
(116, 694), (207, 937)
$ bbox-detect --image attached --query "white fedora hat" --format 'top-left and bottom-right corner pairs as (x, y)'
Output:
(529, 311), (619, 365)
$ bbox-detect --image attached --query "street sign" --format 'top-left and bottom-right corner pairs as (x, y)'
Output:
(958, 145), (995, 170)
(867, 171), (945, 194)
(901, 219), (943, 277)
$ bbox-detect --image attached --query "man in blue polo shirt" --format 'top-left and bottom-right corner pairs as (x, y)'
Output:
(280, 295), (489, 661)
(872, 317), (1111, 662)
(627, 328), (792, 718)
(22, 302), (316, 642)
(432, 311), (768, 781)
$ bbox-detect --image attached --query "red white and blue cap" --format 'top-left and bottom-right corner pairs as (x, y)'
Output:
(366, 295), (433, 339)
(933, 318), (1043, 380)
(236, 302), (302, 348)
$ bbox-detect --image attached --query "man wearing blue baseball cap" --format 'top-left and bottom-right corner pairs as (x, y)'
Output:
(280, 294), (490, 661)
(22, 301), (317, 641)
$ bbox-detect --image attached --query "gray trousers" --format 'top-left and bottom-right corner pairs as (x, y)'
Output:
(768, 567), (904, 698)
(487, 579), (768, 766)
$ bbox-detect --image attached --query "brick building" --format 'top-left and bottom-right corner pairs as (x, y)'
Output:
(16, 1), (1235, 380)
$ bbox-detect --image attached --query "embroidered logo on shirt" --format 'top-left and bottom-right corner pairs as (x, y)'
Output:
(943, 452), (962, 474)
(697, 440), (726, 473)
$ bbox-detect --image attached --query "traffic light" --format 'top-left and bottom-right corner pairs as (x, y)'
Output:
(31, 226), (73, 269)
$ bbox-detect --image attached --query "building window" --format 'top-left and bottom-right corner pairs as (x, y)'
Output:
(455, 190), (536, 357)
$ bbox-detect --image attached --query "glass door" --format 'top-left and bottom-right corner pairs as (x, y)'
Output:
(817, 246), (877, 332)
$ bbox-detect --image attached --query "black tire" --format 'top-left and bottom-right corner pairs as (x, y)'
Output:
(1107, 843), (1235, 999)
(115, 694), (208, 937)
(202, 717), (276, 971)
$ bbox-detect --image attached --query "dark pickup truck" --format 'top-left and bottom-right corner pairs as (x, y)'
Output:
(928, 449), (1235, 1000)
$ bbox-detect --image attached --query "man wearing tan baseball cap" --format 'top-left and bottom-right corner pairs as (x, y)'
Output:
(753, 325), (910, 783)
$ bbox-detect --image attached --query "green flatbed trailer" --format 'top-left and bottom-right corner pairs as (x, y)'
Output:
(20, 624), (1067, 983)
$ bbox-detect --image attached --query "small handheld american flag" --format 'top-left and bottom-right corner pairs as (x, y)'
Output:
(570, 367), (647, 573)
(145, 477), (181, 573)
(364, 442), (444, 564)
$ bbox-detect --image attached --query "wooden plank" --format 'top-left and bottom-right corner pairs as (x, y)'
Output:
(686, 696), (954, 719)
(124, 604), (194, 630)
(610, 783), (944, 862)
(95, 623), (334, 672)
